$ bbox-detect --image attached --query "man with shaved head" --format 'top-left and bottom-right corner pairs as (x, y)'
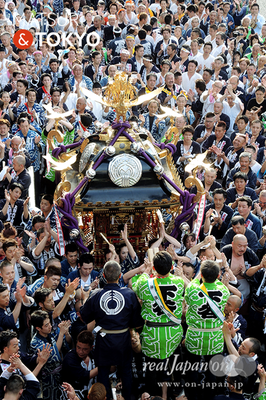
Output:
(222, 234), (260, 301)
(224, 295), (247, 347)
(2, 155), (31, 199)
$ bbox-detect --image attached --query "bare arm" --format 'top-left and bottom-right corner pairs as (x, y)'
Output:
(121, 223), (137, 260)
(34, 231), (49, 257)
(222, 322), (240, 357)
(53, 278), (79, 319)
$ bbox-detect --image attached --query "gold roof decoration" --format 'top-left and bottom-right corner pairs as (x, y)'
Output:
(81, 71), (163, 122)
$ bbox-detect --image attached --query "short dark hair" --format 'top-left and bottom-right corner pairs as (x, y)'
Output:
(195, 79), (206, 92)
(79, 252), (94, 267)
(5, 375), (25, 394)
(41, 194), (53, 205)
(30, 310), (49, 329)
(77, 330), (94, 346)
(153, 251), (172, 275)
(182, 125), (194, 136)
(50, 87), (61, 95)
(17, 78), (28, 89)
(236, 115), (248, 124)
(44, 265), (62, 278)
(237, 196), (252, 207)
(187, 4), (196, 12)
(40, 73), (52, 82)
(9, 182), (24, 193)
(34, 288), (52, 305)
(201, 260), (220, 283)
(26, 88), (37, 97)
(188, 59), (198, 67)
(32, 215), (45, 228)
(231, 215), (245, 226)
(203, 67), (213, 76)
(248, 337), (261, 354)
(213, 188), (227, 198)
(0, 260), (13, 272)
(233, 172), (248, 182)
(65, 242), (79, 255)
(0, 330), (18, 353)
(204, 41), (213, 50)
(3, 239), (17, 253)
(216, 121), (227, 130)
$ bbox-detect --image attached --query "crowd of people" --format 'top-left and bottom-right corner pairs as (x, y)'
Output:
(1, 0), (266, 399)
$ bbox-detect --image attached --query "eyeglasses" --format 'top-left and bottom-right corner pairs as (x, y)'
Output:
(259, 202), (266, 205)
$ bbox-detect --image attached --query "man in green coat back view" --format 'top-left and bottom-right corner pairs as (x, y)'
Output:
(184, 259), (230, 400)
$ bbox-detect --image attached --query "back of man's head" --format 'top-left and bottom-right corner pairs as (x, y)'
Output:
(200, 260), (219, 283)
(103, 261), (121, 282)
(88, 382), (106, 400)
(153, 251), (172, 276)
(5, 374), (25, 395)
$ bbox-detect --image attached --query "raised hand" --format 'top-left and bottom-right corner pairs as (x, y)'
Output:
(4, 189), (10, 203)
(65, 278), (80, 295)
(23, 197), (30, 207)
(37, 344), (52, 364)
(121, 223), (128, 241)
(59, 320), (71, 335)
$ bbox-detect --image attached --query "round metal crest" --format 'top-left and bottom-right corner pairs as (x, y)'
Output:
(108, 154), (142, 187)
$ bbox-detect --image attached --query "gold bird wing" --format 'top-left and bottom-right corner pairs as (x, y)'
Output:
(159, 106), (183, 118)
(129, 87), (163, 106)
(184, 151), (210, 173)
(80, 87), (109, 106)
(46, 109), (74, 119)
(43, 152), (77, 171)
(43, 102), (54, 114)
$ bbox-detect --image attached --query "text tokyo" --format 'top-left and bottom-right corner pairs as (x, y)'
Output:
(35, 31), (101, 48)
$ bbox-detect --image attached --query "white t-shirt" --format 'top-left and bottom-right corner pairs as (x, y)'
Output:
(195, 53), (215, 74)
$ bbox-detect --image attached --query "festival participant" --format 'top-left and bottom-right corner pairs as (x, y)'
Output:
(17, 89), (46, 129)
(80, 260), (143, 400)
(184, 260), (230, 400)
(61, 330), (98, 399)
(226, 152), (257, 189)
(132, 251), (184, 396)
(0, 184), (29, 229)
(226, 173), (258, 208)
(203, 188), (233, 243)
(220, 215), (259, 253)
(30, 310), (71, 400)
(1, 155), (31, 200)
(139, 99), (165, 142)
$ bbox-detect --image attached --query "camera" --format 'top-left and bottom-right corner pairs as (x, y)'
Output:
(233, 31), (242, 37)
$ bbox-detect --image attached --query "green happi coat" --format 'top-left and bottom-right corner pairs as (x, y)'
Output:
(185, 278), (230, 356)
(132, 273), (184, 360)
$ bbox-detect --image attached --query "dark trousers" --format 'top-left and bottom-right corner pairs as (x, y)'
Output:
(183, 349), (225, 400)
(98, 360), (132, 400)
(144, 346), (183, 398)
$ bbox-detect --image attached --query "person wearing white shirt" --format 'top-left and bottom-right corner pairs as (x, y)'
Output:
(200, 80), (224, 116)
(222, 93), (244, 137)
(182, 60), (202, 95)
(247, 3), (265, 35)
(125, 1), (138, 25)
(196, 42), (215, 75)
(19, 7), (40, 31)
(211, 32), (227, 57)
